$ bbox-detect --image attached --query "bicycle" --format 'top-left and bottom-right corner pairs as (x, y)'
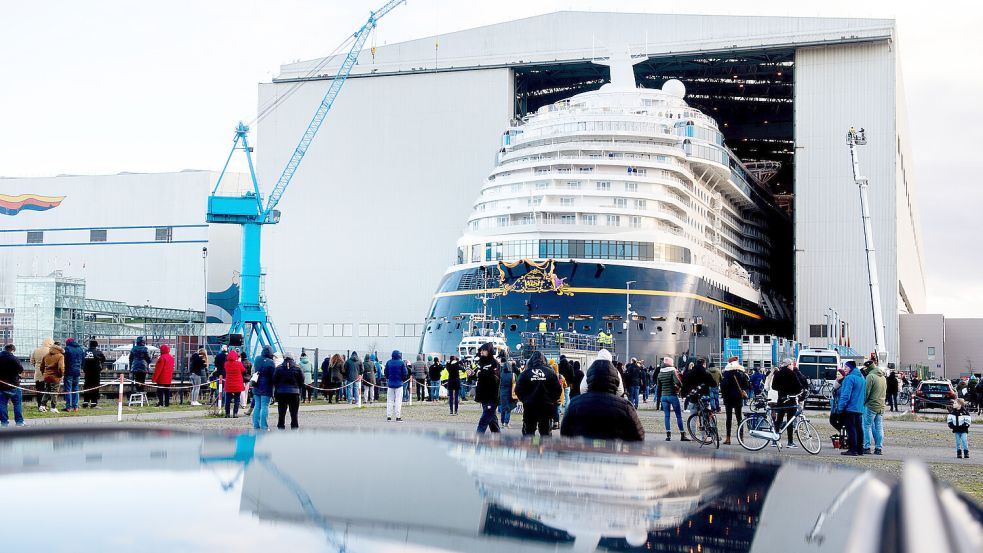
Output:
(736, 396), (822, 454)
(686, 389), (720, 449)
(897, 385), (912, 405)
(808, 379), (833, 403)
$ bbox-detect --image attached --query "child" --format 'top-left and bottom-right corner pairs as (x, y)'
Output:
(947, 398), (972, 459)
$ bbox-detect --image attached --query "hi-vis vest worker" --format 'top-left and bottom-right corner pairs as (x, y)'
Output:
(538, 321), (548, 333)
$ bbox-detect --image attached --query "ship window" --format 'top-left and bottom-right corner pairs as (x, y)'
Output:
(625, 182), (638, 192)
(656, 326), (663, 332)
(155, 227), (173, 242)
(606, 215), (620, 227)
(582, 214), (596, 226)
(630, 216), (641, 229)
(509, 324), (517, 332)
(559, 215), (575, 225)
(634, 199), (647, 209)
(26, 231), (43, 244)
(614, 198), (628, 208)
(583, 324), (591, 332)
(560, 197), (575, 206)
(596, 181), (611, 191)
(90, 229), (107, 242)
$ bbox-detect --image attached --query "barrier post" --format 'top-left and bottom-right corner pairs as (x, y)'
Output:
(356, 377), (363, 408)
(117, 374), (124, 422)
(408, 378), (413, 406)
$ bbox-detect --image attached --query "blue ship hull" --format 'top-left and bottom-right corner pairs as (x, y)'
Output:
(421, 261), (789, 364)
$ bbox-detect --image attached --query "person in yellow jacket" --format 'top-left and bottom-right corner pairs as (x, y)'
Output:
(30, 337), (53, 411)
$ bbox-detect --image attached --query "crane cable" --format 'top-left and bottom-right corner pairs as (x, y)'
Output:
(248, 32), (358, 127)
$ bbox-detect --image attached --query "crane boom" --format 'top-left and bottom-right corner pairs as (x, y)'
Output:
(262, 0), (406, 220)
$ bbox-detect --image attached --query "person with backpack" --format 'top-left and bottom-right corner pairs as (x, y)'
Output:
(362, 353), (377, 404)
(948, 398), (971, 459)
(82, 340), (105, 409)
(720, 356), (750, 445)
(474, 343), (501, 433)
(863, 357), (887, 455)
(344, 352), (362, 404)
(657, 356), (689, 442)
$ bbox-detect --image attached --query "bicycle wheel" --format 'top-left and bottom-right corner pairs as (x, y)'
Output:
(687, 412), (713, 445)
(796, 419), (822, 454)
(820, 384), (833, 402)
(707, 411), (720, 449)
(737, 415), (772, 451)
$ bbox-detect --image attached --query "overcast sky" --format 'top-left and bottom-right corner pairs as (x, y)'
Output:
(1, 1), (980, 317)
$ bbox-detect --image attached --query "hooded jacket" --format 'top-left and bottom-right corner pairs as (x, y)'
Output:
(560, 359), (645, 442)
(569, 362), (585, 398)
(771, 365), (803, 401)
(837, 366), (866, 414)
(42, 344), (66, 383)
(623, 361), (642, 387)
(129, 337), (152, 374)
(151, 344), (174, 385)
(864, 365), (887, 414)
(474, 343), (501, 405)
(750, 370), (765, 394)
(274, 357), (305, 395)
(344, 352), (362, 381)
(708, 365), (722, 388)
(411, 354), (429, 379)
(886, 372), (899, 395)
(252, 347), (276, 397)
(223, 351), (246, 393)
(190, 351), (207, 376)
(429, 359), (443, 381)
(63, 339), (85, 378)
(0, 349), (22, 391)
(362, 354), (377, 383)
(947, 406), (971, 433)
(213, 349), (227, 378)
(514, 352), (562, 411)
(384, 351), (408, 388)
(298, 354), (314, 385)
(31, 337), (54, 381)
(558, 356), (574, 386)
(720, 361), (750, 404)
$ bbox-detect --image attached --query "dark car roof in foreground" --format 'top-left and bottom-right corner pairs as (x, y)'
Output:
(0, 427), (980, 553)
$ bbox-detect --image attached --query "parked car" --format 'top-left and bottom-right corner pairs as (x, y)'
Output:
(913, 380), (957, 412)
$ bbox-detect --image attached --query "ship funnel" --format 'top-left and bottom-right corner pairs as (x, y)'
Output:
(593, 43), (647, 90)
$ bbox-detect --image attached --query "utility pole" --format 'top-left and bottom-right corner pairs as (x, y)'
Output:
(847, 127), (888, 364)
(625, 281), (635, 361)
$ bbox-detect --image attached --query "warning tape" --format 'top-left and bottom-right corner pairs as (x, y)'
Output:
(0, 380), (117, 396)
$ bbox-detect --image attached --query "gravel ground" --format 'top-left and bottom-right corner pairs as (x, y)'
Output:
(20, 396), (983, 503)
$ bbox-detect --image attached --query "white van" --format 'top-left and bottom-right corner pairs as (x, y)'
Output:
(796, 348), (841, 402)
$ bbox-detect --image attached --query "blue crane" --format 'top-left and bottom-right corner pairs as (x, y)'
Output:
(206, 0), (406, 358)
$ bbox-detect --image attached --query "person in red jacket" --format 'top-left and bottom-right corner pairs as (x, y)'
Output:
(151, 344), (175, 407)
(223, 350), (246, 418)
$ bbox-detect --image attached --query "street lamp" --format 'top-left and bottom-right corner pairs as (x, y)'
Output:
(202, 247), (208, 351)
(625, 281), (636, 361)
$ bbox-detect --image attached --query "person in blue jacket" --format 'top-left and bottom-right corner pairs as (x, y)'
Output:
(251, 346), (276, 430)
(750, 368), (765, 397)
(129, 336), (152, 396)
(837, 360), (867, 456)
(62, 338), (85, 412)
(384, 350), (408, 422)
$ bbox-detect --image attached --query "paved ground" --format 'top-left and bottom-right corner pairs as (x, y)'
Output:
(13, 396), (983, 503)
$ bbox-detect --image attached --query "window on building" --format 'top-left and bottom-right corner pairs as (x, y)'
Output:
(630, 216), (641, 228)
(582, 214), (596, 226)
(559, 215), (576, 225)
(155, 227), (173, 242)
(560, 197), (575, 207)
(614, 198), (627, 208)
(26, 231), (43, 244)
(497, 216), (509, 227)
(323, 323), (352, 337)
(928, 347), (936, 356)
(90, 229), (107, 243)
(606, 215), (620, 226)
(596, 181), (611, 191)
(358, 323), (389, 337)
(289, 323), (318, 337)
(633, 199), (647, 209)
(625, 182), (638, 192)
(809, 325), (828, 338)
(535, 181), (548, 189)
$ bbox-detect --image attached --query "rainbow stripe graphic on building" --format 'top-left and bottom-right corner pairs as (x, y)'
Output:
(0, 194), (65, 216)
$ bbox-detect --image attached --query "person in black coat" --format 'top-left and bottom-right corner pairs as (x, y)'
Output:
(445, 356), (462, 415)
(561, 359), (644, 442)
(273, 354), (305, 429)
(82, 340), (106, 408)
(681, 359), (715, 400)
(886, 371), (900, 412)
(514, 351), (562, 437)
(719, 359), (750, 444)
(474, 343), (501, 433)
(569, 361), (585, 399)
(624, 359), (642, 408)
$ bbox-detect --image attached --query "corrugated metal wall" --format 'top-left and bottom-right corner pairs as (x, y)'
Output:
(794, 40), (901, 361)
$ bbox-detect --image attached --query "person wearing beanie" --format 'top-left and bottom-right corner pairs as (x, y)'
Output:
(273, 353), (305, 429)
(30, 338), (54, 411)
(82, 340), (106, 408)
(222, 350), (246, 418)
(561, 357), (644, 442)
(298, 351), (314, 404)
(837, 360), (867, 456)
(580, 350), (624, 395)
(384, 350), (408, 422)
(62, 338), (85, 412)
(474, 342), (501, 433)
(656, 356), (689, 441)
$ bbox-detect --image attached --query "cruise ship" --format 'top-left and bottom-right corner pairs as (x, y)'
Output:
(421, 54), (790, 362)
